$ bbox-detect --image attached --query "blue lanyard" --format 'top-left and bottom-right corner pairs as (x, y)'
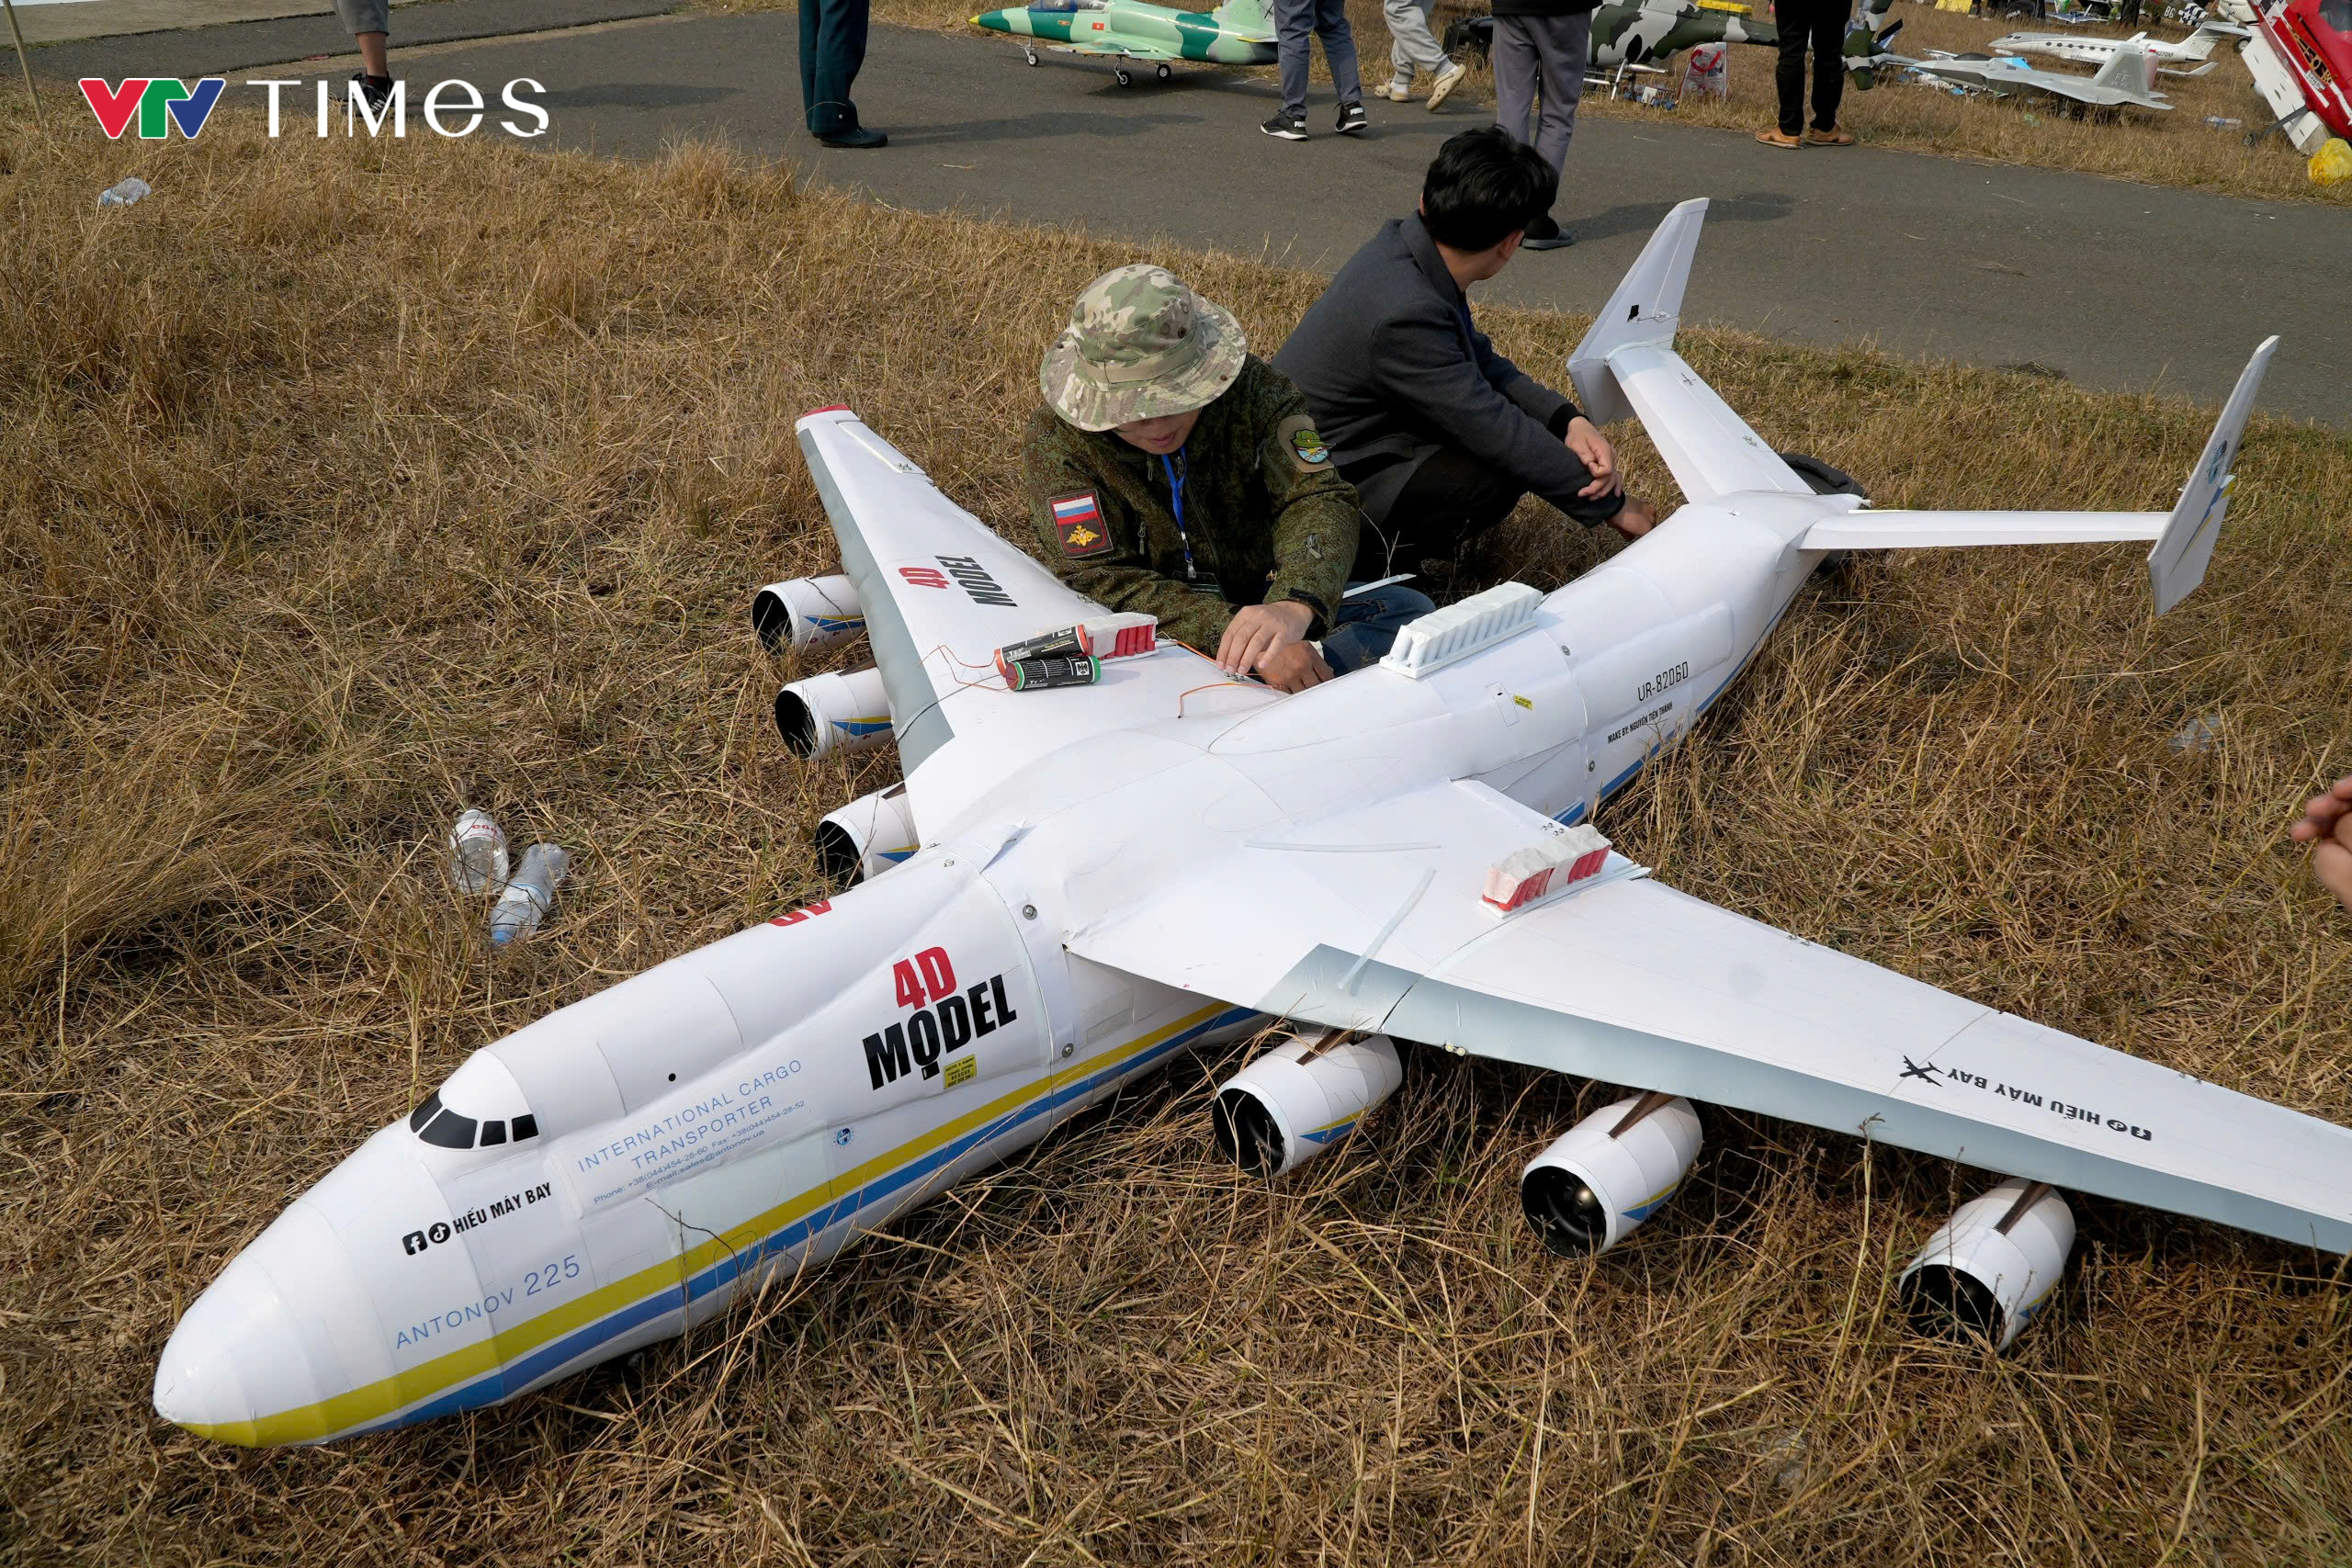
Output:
(1159, 448), (1202, 582)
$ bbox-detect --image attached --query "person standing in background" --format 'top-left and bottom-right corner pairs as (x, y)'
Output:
(335, 0), (394, 112)
(1262, 0), (1369, 140)
(1489, 0), (1593, 249)
(802, 0), (886, 148)
(1757, 0), (1854, 148)
(1373, 0), (1468, 107)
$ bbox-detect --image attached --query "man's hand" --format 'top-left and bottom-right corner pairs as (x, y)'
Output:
(2290, 774), (2352, 916)
(1564, 416), (1623, 501)
(1216, 600), (1315, 678)
(1257, 640), (1334, 693)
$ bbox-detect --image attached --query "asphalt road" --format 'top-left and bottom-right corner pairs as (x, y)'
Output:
(50, 6), (2349, 423)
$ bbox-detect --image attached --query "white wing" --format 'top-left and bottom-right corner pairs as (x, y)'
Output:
(1067, 778), (2352, 1253)
(797, 409), (1278, 835)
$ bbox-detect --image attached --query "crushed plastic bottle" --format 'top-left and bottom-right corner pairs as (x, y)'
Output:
(2168, 715), (2223, 754)
(489, 843), (571, 946)
(2200, 115), (2245, 130)
(446, 807), (510, 895)
(96, 177), (152, 209)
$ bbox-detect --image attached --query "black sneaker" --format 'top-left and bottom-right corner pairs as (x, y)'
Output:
(345, 71), (394, 115)
(1261, 110), (1308, 140)
(1336, 100), (1369, 134)
(1521, 212), (1574, 251)
(816, 125), (888, 149)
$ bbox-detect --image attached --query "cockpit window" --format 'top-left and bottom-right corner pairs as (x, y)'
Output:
(1030, 0), (1107, 12)
(418, 1107), (479, 1149)
(408, 1089), (542, 1149)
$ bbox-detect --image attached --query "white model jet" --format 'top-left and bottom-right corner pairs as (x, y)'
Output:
(1988, 18), (2246, 75)
(152, 202), (2334, 1450)
(1886, 42), (2175, 111)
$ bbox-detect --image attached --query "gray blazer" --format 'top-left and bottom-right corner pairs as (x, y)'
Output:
(1273, 215), (1588, 526)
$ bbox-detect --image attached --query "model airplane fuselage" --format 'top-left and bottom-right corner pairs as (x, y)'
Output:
(1884, 42), (2175, 109)
(973, 0), (1274, 78)
(1589, 0), (1775, 68)
(1990, 19), (2243, 72)
(153, 204), (2330, 1450)
(2231, 0), (2352, 152)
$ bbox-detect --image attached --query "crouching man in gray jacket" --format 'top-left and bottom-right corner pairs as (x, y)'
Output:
(1273, 128), (1658, 580)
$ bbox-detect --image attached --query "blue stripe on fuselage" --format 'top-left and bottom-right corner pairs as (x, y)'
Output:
(368, 1006), (1257, 1434)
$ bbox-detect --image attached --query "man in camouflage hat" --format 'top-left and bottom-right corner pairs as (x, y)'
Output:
(1023, 265), (1433, 694)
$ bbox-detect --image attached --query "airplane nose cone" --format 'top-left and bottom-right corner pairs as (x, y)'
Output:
(153, 1243), (312, 1446)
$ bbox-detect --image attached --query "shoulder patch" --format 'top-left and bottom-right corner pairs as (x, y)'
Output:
(1050, 491), (1112, 558)
(1275, 415), (1329, 470)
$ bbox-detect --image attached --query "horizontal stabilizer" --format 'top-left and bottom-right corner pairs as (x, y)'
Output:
(1799, 512), (2165, 549)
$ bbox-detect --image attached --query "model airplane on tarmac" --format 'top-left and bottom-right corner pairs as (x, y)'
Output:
(1989, 18), (2245, 74)
(971, 0), (1273, 82)
(1880, 41), (2176, 111)
(152, 201), (2334, 1451)
(978, 0), (1775, 83)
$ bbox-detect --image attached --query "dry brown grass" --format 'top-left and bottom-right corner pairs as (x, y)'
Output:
(5, 94), (2352, 1567)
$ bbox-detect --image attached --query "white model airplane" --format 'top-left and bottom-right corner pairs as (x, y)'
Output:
(1885, 43), (2175, 111)
(1988, 18), (2246, 75)
(152, 202), (2335, 1450)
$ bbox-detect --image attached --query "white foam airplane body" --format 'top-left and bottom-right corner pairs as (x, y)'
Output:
(1988, 18), (2246, 75)
(155, 202), (2337, 1450)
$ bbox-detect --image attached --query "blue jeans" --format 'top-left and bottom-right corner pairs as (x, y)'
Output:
(1323, 581), (1435, 673)
(1275, 0), (1364, 118)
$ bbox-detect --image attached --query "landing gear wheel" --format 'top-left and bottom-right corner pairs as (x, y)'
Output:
(1114, 66), (1134, 85)
(1024, 47), (1039, 65)
(1157, 61), (1172, 79)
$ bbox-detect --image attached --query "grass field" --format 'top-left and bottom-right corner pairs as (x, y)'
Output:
(800, 0), (2352, 207)
(6, 102), (2352, 1566)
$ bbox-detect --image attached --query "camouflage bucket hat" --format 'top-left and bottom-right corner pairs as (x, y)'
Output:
(1041, 265), (1249, 432)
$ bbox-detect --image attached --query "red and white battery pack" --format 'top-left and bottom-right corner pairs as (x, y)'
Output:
(1482, 825), (1611, 914)
(994, 613), (1157, 683)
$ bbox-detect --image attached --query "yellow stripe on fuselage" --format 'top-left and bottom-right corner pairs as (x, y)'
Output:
(181, 1001), (1232, 1446)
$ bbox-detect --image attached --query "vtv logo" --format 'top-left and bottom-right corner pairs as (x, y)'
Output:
(80, 77), (226, 140)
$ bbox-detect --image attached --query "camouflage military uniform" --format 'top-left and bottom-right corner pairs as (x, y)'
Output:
(1022, 355), (1362, 650)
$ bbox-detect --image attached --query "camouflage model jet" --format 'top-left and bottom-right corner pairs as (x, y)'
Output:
(971, 0), (1275, 83)
(1588, 0), (1777, 67)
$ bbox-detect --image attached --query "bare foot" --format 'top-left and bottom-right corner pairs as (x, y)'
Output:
(1609, 496), (1659, 540)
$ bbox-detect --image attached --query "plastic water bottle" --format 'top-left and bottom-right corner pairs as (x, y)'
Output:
(489, 844), (571, 946)
(446, 808), (509, 894)
(2201, 116), (2244, 130)
(96, 177), (152, 209)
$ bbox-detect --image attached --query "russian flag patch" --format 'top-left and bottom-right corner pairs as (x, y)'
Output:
(1051, 491), (1111, 558)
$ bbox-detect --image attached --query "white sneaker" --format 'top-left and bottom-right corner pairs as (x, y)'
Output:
(1427, 59), (1466, 109)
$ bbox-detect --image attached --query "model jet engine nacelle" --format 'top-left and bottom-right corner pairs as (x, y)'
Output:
(1520, 1092), (1702, 1257)
(1896, 1179), (2074, 1351)
(752, 574), (865, 655)
(775, 666), (891, 759)
(816, 784), (919, 884)
(1211, 1031), (1401, 1179)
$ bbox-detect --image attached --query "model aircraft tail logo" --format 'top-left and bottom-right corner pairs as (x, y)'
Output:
(80, 78), (226, 140)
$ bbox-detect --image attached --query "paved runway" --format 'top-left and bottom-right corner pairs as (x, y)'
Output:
(44, 6), (2350, 423)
